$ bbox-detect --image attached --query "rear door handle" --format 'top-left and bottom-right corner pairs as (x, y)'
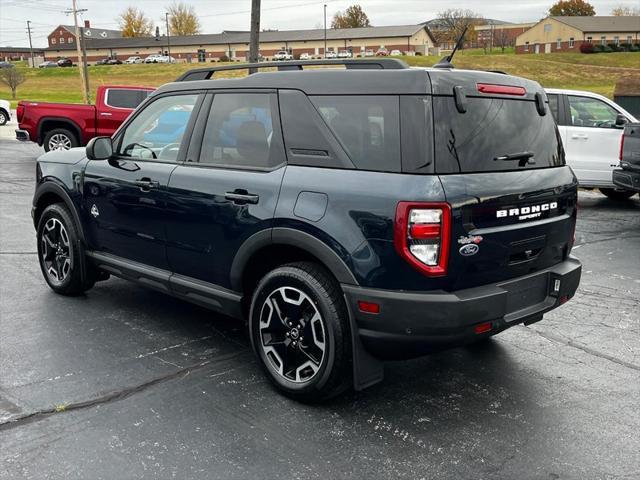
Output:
(134, 178), (160, 191)
(571, 134), (588, 140)
(225, 190), (259, 205)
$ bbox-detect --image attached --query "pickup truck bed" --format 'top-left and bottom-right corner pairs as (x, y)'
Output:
(16, 85), (154, 151)
(613, 123), (640, 193)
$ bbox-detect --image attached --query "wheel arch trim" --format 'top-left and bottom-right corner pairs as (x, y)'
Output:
(230, 227), (358, 292)
(38, 117), (82, 145)
(33, 180), (86, 243)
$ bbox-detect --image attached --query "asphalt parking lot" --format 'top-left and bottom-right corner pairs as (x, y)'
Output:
(1, 138), (639, 480)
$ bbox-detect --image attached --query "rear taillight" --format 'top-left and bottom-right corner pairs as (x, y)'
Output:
(16, 104), (24, 123)
(619, 132), (625, 162)
(394, 202), (451, 277)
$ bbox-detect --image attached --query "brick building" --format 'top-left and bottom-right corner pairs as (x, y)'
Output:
(44, 24), (436, 63)
(515, 16), (640, 54)
(475, 22), (536, 49)
(47, 21), (121, 48)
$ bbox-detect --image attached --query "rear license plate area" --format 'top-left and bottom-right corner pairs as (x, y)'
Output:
(502, 274), (548, 313)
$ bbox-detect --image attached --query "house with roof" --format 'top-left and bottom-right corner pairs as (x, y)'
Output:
(47, 20), (121, 49)
(515, 16), (640, 54)
(44, 24), (436, 63)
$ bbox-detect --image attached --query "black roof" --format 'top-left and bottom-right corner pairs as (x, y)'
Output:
(155, 64), (544, 99)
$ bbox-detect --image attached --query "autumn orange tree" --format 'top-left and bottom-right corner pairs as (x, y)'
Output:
(167, 2), (201, 36)
(118, 7), (154, 37)
(549, 0), (596, 16)
(331, 5), (371, 29)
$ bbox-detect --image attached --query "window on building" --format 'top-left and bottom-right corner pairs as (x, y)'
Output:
(557, 38), (562, 48)
(59, 37), (65, 44)
(601, 36), (606, 46)
(587, 36), (592, 44)
(200, 93), (285, 169)
(569, 37), (574, 48)
(627, 36), (633, 44)
(68, 37), (73, 43)
(51, 38), (56, 44)
(524, 41), (530, 51)
(614, 36), (620, 46)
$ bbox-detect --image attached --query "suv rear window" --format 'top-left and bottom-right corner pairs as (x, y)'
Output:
(433, 97), (564, 174)
(311, 95), (401, 172)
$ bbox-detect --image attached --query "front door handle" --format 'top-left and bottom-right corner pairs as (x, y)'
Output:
(225, 190), (259, 205)
(134, 178), (160, 191)
(571, 134), (589, 140)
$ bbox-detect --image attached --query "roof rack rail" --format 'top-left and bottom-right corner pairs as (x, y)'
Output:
(176, 58), (409, 82)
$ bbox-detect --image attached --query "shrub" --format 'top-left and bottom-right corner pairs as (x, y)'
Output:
(630, 44), (640, 52)
(603, 46), (613, 53)
(580, 43), (595, 54)
(593, 44), (606, 52)
(219, 54), (229, 62)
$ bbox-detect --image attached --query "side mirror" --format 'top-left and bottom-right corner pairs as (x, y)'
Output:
(615, 113), (628, 127)
(86, 136), (113, 160)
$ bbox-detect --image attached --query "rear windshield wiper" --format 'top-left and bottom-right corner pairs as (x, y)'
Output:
(494, 151), (535, 166)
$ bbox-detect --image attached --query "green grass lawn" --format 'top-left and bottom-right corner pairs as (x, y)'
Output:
(1, 51), (638, 107)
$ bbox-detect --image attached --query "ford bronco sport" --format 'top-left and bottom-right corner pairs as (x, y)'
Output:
(32, 58), (581, 400)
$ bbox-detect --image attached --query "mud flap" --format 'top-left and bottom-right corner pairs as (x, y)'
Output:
(344, 295), (384, 391)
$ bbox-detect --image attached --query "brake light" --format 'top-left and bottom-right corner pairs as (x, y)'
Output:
(619, 132), (625, 162)
(394, 202), (451, 277)
(16, 104), (24, 123)
(477, 83), (526, 96)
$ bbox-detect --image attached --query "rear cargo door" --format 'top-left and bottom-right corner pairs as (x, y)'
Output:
(432, 81), (578, 290)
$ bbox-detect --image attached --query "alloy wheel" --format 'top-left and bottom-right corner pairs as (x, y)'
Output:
(41, 218), (72, 283)
(0, 111), (6, 125)
(48, 133), (72, 150)
(259, 287), (326, 383)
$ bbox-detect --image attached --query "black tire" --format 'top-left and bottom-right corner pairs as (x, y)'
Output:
(37, 203), (95, 295)
(43, 128), (78, 152)
(599, 188), (636, 201)
(249, 262), (352, 402)
(0, 109), (8, 126)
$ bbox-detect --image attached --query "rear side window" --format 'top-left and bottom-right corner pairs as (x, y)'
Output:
(199, 93), (285, 169)
(310, 95), (401, 172)
(106, 89), (150, 109)
(433, 96), (564, 174)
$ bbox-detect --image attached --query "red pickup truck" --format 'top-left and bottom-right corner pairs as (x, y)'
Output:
(16, 85), (155, 151)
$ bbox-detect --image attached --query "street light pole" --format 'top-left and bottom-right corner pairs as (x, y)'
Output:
(323, 4), (327, 58)
(26, 21), (35, 68)
(249, 0), (261, 72)
(165, 13), (171, 57)
(68, 0), (89, 104)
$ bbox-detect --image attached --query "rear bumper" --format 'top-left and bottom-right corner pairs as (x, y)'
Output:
(343, 256), (581, 359)
(15, 129), (30, 142)
(613, 169), (640, 193)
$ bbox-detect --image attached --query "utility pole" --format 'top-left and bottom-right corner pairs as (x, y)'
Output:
(66, 0), (89, 104)
(323, 4), (327, 58)
(26, 21), (35, 68)
(165, 12), (171, 57)
(248, 0), (261, 72)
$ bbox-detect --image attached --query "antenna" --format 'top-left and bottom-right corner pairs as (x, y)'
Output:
(433, 24), (469, 69)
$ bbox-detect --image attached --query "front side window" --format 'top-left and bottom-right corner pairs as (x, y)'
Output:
(311, 95), (400, 172)
(199, 93), (284, 169)
(587, 36), (592, 44)
(568, 95), (619, 128)
(118, 94), (199, 161)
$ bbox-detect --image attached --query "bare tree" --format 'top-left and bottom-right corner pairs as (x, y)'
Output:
(166, 2), (201, 36)
(436, 9), (483, 49)
(0, 68), (25, 99)
(494, 28), (512, 53)
(611, 5), (640, 16)
(118, 7), (154, 37)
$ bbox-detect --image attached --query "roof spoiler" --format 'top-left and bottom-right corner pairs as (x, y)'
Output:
(433, 25), (469, 69)
(176, 58), (409, 81)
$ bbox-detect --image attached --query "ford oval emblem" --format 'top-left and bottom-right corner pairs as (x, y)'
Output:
(459, 244), (479, 257)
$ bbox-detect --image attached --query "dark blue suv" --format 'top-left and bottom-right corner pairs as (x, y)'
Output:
(32, 59), (581, 400)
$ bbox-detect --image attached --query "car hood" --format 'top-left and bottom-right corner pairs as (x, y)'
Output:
(38, 147), (87, 165)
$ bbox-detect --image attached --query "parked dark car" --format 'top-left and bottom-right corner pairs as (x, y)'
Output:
(95, 58), (110, 65)
(57, 58), (73, 67)
(30, 59), (581, 401)
(107, 58), (122, 65)
(613, 123), (640, 194)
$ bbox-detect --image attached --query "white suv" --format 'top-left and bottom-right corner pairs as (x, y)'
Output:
(0, 99), (11, 126)
(546, 88), (638, 200)
(273, 51), (293, 61)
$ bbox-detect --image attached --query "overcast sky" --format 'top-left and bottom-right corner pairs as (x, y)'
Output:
(1, 0), (638, 47)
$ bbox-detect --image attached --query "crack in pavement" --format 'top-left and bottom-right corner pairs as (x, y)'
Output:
(521, 325), (640, 372)
(0, 349), (251, 432)
(574, 233), (640, 248)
